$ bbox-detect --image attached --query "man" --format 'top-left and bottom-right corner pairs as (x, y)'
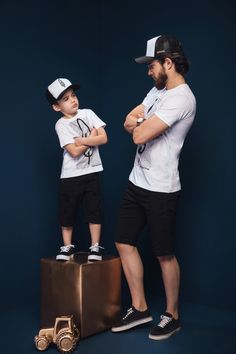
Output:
(112, 35), (196, 340)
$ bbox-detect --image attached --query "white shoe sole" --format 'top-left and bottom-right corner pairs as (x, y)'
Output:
(111, 316), (153, 332)
(56, 254), (74, 261)
(88, 255), (102, 261)
(148, 326), (181, 340)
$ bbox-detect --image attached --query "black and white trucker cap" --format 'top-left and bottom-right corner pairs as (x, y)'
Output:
(135, 35), (185, 64)
(46, 78), (80, 105)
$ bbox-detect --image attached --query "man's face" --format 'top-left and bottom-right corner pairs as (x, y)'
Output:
(147, 60), (168, 90)
(53, 88), (79, 117)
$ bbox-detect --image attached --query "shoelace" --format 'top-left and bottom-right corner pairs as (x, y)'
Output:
(60, 245), (74, 252)
(122, 307), (134, 320)
(89, 243), (105, 252)
(158, 315), (172, 328)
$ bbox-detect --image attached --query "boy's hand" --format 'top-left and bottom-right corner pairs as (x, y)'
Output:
(90, 128), (98, 136)
(74, 137), (83, 146)
(74, 128), (98, 146)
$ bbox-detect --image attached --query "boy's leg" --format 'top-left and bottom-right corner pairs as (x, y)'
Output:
(57, 177), (82, 261)
(62, 226), (73, 245)
(82, 173), (103, 260)
(89, 223), (101, 245)
(88, 223), (103, 261)
(56, 225), (75, 260)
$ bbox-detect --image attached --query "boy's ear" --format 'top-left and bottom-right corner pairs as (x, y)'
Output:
(52, 103), (61, 112)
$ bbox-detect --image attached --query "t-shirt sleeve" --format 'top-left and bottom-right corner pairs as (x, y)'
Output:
(88, 109), (106, 129)
(142, 87), (157, 107)
(55, 122), (74, 148)
(154, 94), (192, 127)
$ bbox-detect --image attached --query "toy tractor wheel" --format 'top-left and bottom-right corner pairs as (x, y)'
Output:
(56, 332), (77, 353)
(35, 335), (50, 351)
(73, 326), (80, 341)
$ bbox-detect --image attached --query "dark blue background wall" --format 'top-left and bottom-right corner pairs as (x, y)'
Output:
(1, 0), (235, 312)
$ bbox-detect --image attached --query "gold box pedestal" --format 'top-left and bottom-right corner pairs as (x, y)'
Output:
(40, 253), (121, 338)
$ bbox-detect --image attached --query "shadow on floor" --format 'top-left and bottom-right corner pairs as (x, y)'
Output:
(2, 300), (236, 354)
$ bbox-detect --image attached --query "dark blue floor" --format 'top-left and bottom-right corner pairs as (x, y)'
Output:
(2, 300), (236, 354)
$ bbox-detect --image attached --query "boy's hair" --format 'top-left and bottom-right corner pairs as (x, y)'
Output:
(45, 78), (80, 105)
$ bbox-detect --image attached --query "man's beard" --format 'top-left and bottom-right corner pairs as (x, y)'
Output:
(154, 71), (168, 90)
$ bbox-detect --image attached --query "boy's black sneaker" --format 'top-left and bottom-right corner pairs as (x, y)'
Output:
(56, 244), (75, 261)
(111, 306), (153, 332)
(88, 243), (104, 261)
(149, 312), (181, 340)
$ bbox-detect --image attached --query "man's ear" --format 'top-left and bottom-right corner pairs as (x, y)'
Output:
(164, 57), (174, 71)
(52, 103), (61, 112)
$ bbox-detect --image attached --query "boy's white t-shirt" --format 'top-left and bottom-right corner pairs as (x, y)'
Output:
(129, 84), (196, 193)
(55, 109), (106, 178)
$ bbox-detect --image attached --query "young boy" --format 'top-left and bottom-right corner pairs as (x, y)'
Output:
(46, 78), (108, 261)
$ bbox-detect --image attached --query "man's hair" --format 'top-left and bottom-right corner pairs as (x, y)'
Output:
(158, 54), (190, 75)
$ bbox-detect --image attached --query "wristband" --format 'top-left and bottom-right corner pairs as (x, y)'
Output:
(137, 117), (144, 126)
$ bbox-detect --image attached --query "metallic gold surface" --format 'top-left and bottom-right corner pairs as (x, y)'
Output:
(40, 254), (121, 338)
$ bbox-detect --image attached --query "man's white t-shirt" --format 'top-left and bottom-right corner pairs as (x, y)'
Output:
(55, 109), (106, 178)
(129, 84), (196, 193)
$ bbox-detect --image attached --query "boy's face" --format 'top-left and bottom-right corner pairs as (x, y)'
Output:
(53, 88), (79, 118)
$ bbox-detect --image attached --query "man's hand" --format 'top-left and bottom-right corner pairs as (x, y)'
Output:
(132, 114), (169, 145)
(124, 113), (144, 133)
(124, 104), (145, 134)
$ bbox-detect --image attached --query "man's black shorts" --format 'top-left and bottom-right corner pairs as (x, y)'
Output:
(116, 181), (180, 256)
(59, 173), (102, 227)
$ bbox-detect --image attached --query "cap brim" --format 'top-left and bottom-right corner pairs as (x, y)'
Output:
(57, 84), (80, 100)
(135, 56), (155, 64)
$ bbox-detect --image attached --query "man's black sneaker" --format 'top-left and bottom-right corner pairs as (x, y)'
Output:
(88, 243), (104, 261)
(149, 312), (181, 340)
(111, 306), (153, 332)
(56, 244), (75, 261)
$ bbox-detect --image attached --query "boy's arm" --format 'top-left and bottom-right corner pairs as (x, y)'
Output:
(64, 143), (88, 158)
(124, 104), (145, 134)
(74, 127), (108, 147)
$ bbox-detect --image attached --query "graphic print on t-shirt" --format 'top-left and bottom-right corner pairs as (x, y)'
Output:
(137, 95), (163, 170)
(70, 117), (101, 169)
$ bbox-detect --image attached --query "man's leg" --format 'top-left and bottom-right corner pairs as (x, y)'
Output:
(148, 255), (181, 340)
(116, 242), (147, 311)
(112, 183), (154, 332)
(157, 255), (180, 319)
(147, 191), (181, 340)
(112, 242), (153, 332)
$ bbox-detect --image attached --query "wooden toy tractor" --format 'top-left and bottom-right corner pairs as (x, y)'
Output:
(34, 315), (80, 353)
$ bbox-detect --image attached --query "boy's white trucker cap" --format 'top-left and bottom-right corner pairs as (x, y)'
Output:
(46, 78), (80, 105)
(135, 35), (185, 64)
